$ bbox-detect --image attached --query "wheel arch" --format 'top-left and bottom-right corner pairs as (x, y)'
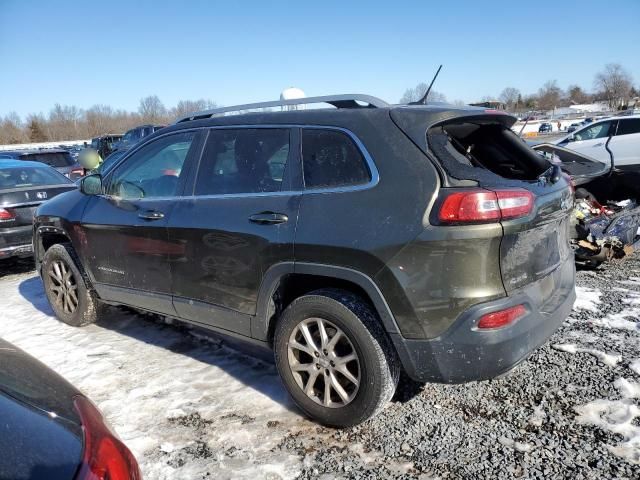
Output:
(253, 262), (401, 345)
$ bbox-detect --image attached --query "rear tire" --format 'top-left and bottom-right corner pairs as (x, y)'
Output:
(274, 289), (399, 427)
(42, 243), (102, 327)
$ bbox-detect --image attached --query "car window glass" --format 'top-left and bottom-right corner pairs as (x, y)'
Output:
(194, 128), (289, 195)
(107, 131), (195, 199)
(616, 118), (640, 136)
(574, 121), (613, 141)
(302, 129), (371, 189)
(0, 167), (71, 189)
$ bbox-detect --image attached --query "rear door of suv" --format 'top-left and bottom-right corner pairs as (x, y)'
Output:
(166, 127), (301, 336)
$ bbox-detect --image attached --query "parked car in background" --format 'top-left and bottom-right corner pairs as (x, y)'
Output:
(0, 337), (141, 480)
(0, 149), (84, 180)
(91, 134), (123, 160)
(0, 160), (76, 260)
(113, 124), (165, 152)
(34, 94), (575, 427)
(538, 122), (553, 133)
(567, 123), (581, 133)
(555, 115), (640, 176)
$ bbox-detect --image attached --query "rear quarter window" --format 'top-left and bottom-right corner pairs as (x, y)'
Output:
(617, 118), (640, 136)
(19, 152), (73, 167)
(301, 129), (371, 189)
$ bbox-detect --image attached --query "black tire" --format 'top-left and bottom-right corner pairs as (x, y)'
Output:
(41, 243), (102, 327)
(274, 288), (400, 427)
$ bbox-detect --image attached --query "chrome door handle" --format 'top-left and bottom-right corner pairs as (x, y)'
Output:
(138, 211), (165, 220)
(248, 212), (288, 225)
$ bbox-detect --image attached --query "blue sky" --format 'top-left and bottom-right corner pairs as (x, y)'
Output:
(1, 0), (639, 117)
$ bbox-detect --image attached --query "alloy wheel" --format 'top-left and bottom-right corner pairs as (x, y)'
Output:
(48, 259), (79, 314)
(287, 317), (360, 408)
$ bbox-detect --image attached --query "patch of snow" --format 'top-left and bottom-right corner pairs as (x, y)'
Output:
(615, 378), (640, 399)
(498, 436), (535, 453)
(529, 404), (546, 427)
(573, 286), (601, 312)
(631, 359), (640, 376)
(591, 309), (640, 332)
(0, 274), (307, 479)
(552, 343), (622, 367)
(574, 399), (640, 465)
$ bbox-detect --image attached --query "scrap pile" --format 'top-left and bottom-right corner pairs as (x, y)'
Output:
(573, 192), (640, 266)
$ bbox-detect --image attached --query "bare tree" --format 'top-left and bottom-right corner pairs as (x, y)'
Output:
(594, 63), (633, 109)
(169, 99), (218, 121)
(566, 85), (590, 104)
(138, 95), (167, 124)
(499, 87), (521, 110)
(0, 113), (28, 144)
(399, 82), (446, 104)
(537, 80), (563, 111)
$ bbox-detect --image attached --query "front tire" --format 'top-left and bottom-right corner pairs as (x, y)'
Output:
(42, 243), (102, 327)
(274, 289), (399, 427)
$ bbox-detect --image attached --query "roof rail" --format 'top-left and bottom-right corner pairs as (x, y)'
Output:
(175, 94), (389, 123)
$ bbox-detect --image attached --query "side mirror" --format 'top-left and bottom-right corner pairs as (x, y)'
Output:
(80, 174), (103, 195)
(566, 134), (575, 142)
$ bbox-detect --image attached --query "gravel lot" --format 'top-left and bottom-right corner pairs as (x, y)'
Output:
(1, 256), (638, 479)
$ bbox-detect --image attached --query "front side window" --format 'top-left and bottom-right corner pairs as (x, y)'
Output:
(194, 128), (290, 195)
(107, 131), (195, 199)
(302, 129), (371, 189)
(616, 118), (640, 136)
(574, 121), (614, 141)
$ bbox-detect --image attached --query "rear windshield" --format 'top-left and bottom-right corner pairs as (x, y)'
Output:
(0, 166), (72, 190)
(428, 121), (550, 182)
(18, 152), (73, 167)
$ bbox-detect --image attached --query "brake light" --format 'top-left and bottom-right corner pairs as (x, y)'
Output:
(73, 396), (141, 480)
(477, 304), (527, 329)
(0, 208), (15, 221)
(70, 167), (85, 178)
(438, 189), (534, 223)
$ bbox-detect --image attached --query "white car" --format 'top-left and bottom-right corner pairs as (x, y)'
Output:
(555, 115), (640, 170)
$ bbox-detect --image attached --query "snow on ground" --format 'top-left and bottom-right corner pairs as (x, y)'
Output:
(0, 273), (311, 479)
(574, 285), (602, 312)
(1, 258), (640, 478)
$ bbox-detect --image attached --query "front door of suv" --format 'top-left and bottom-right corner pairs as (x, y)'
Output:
(80, 130), (203, 315)
(166, 127), (301, 336)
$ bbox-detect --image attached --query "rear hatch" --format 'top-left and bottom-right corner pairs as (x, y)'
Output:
(392, 107), (574, 294)
(18, 151), (79, 177)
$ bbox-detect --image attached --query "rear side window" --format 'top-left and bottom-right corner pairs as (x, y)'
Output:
(19, 152), (73, 167)
(194, 128), (290, 196)
(0, 166), (71, 189)
(301, 129), (370, 189)
(616, 118), (640, 136)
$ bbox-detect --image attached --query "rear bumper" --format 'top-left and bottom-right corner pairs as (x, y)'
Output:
(0, 226), (34, 259)
(391, 258), (576, 383)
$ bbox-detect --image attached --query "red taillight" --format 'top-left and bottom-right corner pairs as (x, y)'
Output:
(438, 189), (534, 223)
(477, 304), (527, 329)
(73, 396), (142, 480)
(0, 208), (15, 221)
(70, 168), (85, 178)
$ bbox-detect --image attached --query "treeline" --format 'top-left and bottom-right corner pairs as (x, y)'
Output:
(0, 96), (217, 145)
(400, 63), (638, 113)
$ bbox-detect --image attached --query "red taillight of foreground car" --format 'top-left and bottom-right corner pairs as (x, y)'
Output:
(438, 189), (534, 223)
(73, 395), (142, 480)
(477, 304), (527, 329)
(0, 208), (15, 222)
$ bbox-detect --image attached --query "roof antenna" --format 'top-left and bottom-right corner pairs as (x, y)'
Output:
(410, 64), (443, 105)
